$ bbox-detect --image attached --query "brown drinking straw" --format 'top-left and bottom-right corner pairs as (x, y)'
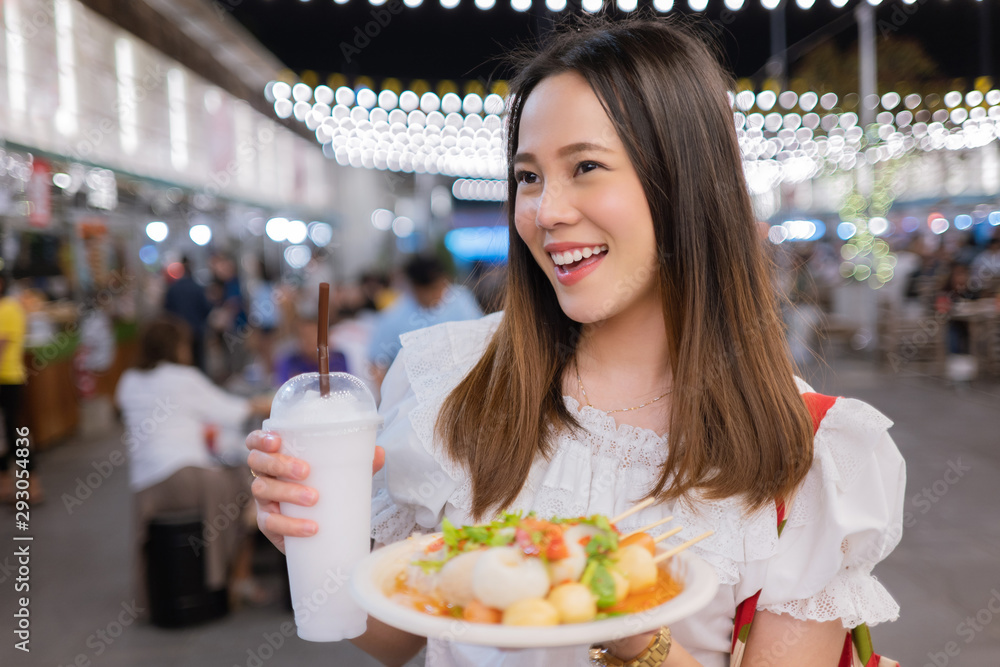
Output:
(318, 282), (330, 396)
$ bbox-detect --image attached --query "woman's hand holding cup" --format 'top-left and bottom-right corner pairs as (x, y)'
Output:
(245, 430), (385, 554)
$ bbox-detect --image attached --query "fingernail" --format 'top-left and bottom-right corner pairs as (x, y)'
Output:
(262, 434), (279, 447)
(300, 489), (317, 504)
(304, 522), (317, 536)
(292, 462), (307, 478)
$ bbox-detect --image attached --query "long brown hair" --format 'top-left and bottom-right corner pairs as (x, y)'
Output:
(438, 16), (814, 521)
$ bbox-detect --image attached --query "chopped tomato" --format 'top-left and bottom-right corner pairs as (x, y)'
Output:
(514, 518), (571, 559)
(579, 535), (592, 547)
(425, 537), (445, 553)
(545, 532), (569, 560)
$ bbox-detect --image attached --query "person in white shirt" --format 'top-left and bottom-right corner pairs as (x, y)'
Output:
(116, 316), (271, 613)
(244, 18), (905, 667)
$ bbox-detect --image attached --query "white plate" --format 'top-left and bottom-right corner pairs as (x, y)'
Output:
(350, 533), (719, 648)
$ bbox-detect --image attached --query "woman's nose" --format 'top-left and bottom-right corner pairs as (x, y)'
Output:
(534, 178), (581, 229)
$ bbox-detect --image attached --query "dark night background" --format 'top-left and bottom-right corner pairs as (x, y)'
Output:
(226, 0), (998, 87)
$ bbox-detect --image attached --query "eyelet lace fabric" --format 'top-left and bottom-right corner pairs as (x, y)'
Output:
(371, 313), (904, 636)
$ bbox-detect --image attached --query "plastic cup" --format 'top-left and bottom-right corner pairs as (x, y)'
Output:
(263, 372), (382, 642)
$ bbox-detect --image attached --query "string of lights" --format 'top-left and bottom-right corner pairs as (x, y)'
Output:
(299, 0), (931, 11)
(266, 78), (1000, 188)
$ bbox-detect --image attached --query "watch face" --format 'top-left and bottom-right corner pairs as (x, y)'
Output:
(588, 647), (624, 667)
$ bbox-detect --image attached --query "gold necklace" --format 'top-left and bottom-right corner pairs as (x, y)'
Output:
(574, 358), (672, 415)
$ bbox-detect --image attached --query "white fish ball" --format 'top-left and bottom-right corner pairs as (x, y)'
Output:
(472, 547), (551, 610)
(437, 550), (483, 607)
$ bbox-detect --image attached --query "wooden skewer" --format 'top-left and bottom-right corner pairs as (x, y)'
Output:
(651, 526), (684, 544)
(622, 516), (674, 540)
(653, 530), (714, 563)
(609, 497), (657, 525)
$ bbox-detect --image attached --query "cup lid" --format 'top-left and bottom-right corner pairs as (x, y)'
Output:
(267, 372), (381, 429)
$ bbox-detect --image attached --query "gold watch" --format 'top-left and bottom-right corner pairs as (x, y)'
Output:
(589, 627), (672, 667)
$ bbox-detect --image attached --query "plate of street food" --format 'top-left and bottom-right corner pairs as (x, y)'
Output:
(351, 501), (718, 648)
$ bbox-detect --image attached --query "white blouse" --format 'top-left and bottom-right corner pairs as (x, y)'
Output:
(116, 363), (251, 492)
(370, 313), (905, 667)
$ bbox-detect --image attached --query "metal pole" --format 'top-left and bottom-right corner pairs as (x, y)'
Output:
(856, 2), (877, 128)
(981, 0), (993, 79)
(767, 0), (788, 89)
(855, 3), (877, 201)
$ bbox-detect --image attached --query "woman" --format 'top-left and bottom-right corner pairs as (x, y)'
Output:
(117, 316), (271, 612)
(246, 18), (904, 666)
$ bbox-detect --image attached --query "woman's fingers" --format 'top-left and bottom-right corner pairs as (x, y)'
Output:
(246, 429), (281, 453)
(373, 445), (385, 475)
(247, 448), (310, 481)
(251, 475), (317, 507)
(258, 507), (318, 537)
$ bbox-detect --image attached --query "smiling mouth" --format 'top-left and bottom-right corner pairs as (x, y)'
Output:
(549, 245), (608, 271)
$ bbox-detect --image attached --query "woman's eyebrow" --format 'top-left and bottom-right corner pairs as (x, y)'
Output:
(514, 142), (612, 165)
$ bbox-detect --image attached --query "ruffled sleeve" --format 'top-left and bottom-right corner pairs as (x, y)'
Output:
(743, 395), (906, 628)
(370, 312), (504, 545)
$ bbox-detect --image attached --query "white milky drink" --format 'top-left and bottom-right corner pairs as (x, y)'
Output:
(263, 372), (382, 642)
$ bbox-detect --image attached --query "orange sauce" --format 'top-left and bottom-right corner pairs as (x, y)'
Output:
(391, 567), (683, 622)
(391, 571), (463, 618)
(602, 569), (683, 615)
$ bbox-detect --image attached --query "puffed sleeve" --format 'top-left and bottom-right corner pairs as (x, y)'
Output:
(741, 397), (906, 628)
(370, 312), (504, 545)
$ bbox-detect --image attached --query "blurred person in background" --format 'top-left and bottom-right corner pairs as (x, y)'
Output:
(329, 280), (381, 395)
(360, 270), (397, 311)
(891, 237), (923, 310)
(0, 272), (39, 503)
(300, 249), (335, 314)
(367, 255), (482, 390)
(274, 314), (348, 386)
(164, 257), (212, 372)
(246, 256), (281, 383)
(971, 236), (1000, 294)
(955, 232), (982, 266)
(208, 253), (247, 380)
(784, 246), (822, 367)
(116, 316), (272, 613)
(935, 263), (981, 355)
(469, 261), (507, 314)
(78, 293), (117, 376)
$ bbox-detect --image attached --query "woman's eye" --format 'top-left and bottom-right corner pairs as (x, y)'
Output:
(515, 171), (538, 185)
(577, 161), (600, 175)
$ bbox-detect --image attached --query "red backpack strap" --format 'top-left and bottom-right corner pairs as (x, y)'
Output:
(731, 391), (843, 665)
(802, 392), (838, 433)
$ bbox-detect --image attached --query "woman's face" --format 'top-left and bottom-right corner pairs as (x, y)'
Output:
(513, 71), (660, 325)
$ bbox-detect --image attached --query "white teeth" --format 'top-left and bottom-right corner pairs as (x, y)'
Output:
(549, 245), (608, 266)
